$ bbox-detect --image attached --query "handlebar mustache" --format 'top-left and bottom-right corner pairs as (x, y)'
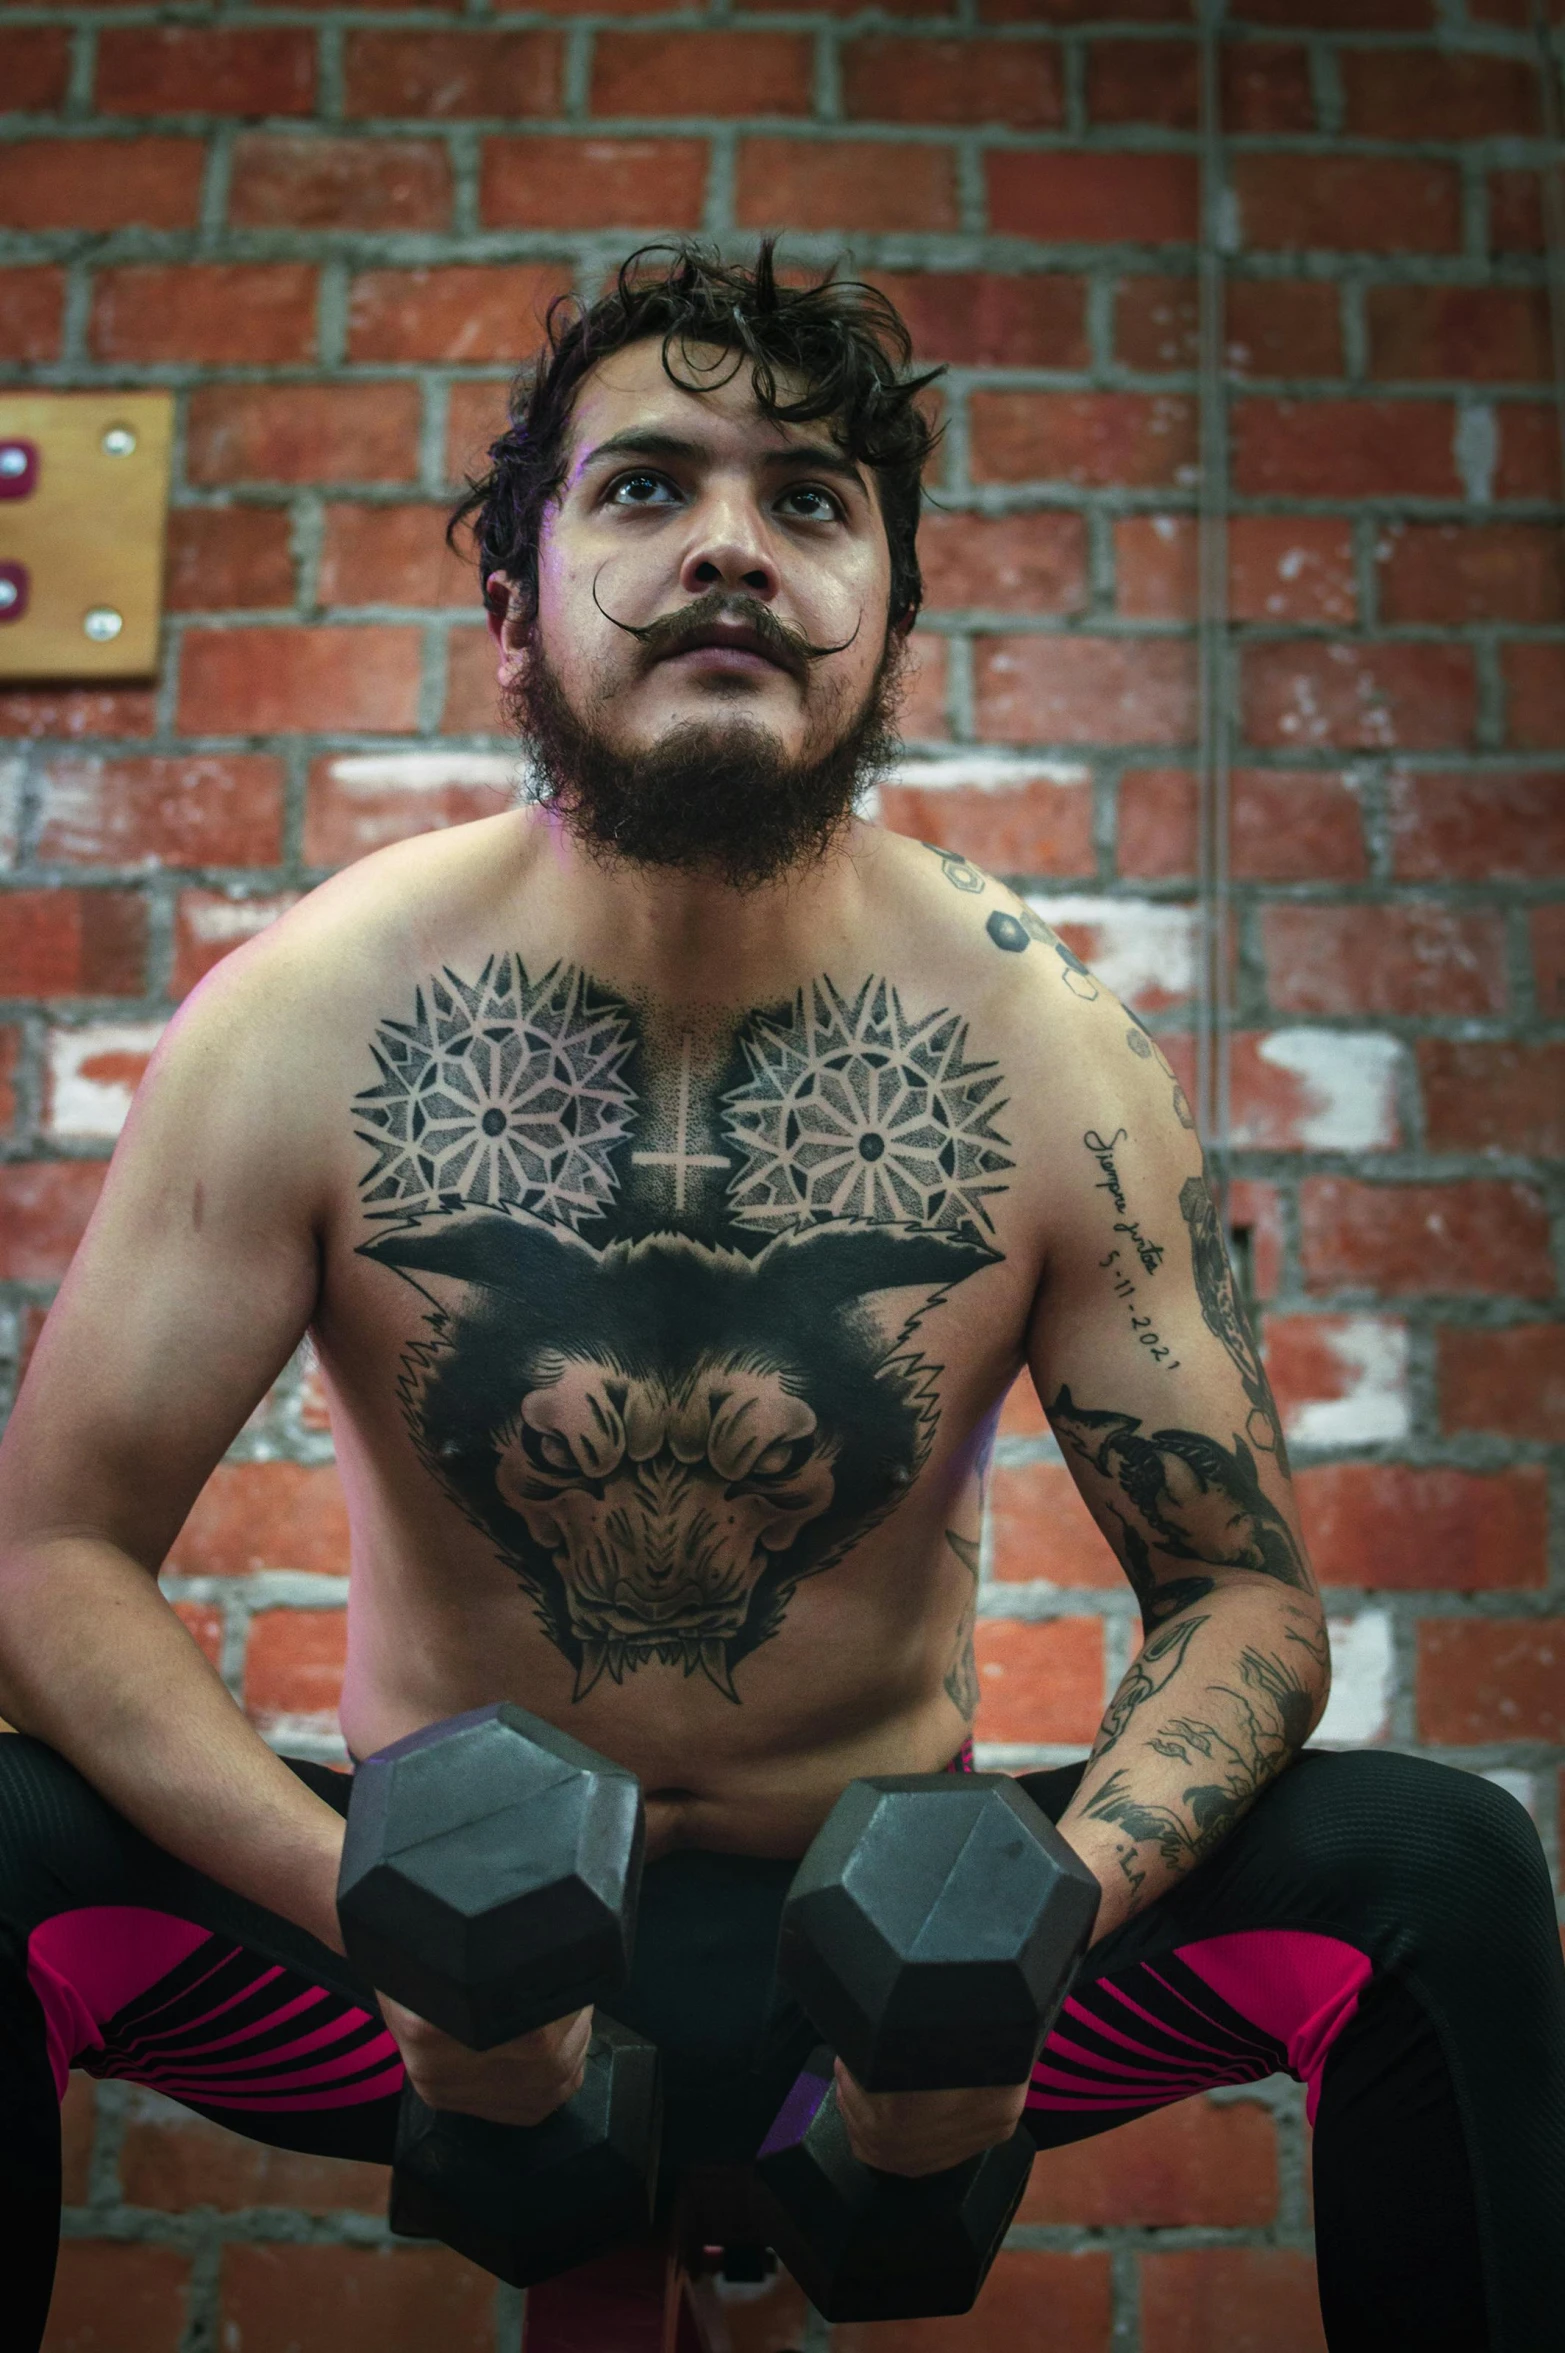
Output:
(590, 576), (861, 676)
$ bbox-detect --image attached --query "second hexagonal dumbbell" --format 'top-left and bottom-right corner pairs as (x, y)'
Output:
(754, 1773), (1101, 2321)
(336, 1701), (661, 2287)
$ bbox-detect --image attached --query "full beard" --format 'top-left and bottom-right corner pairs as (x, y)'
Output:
(507, 638), (904, 893)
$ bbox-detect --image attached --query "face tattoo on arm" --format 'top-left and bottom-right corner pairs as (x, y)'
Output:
(353, 962), (1011, 1703)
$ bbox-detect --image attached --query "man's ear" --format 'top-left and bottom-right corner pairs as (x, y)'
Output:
(485, 571), (530, 678)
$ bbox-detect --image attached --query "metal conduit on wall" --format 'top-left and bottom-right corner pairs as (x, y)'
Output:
(1196, 0), (1233, 1231)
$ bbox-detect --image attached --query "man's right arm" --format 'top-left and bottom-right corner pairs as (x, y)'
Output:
(0, 940), (351, 1955)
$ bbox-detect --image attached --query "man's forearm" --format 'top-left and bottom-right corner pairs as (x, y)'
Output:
(1054, 1586), (1330, 1944)
(0, 1535), (348, 1953)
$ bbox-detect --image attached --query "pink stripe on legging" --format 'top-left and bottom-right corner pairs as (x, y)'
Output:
(27, 1910), (210, 2099)
(1176, 1928), (1371, 2124)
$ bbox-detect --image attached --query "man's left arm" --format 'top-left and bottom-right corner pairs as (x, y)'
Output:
(1024, 1026), (1330, 1947)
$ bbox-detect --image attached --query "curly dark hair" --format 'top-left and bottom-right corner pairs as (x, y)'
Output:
(447, 239), (944, 635)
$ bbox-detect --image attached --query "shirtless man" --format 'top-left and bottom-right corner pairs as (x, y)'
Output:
(0, 245), (1559, 2351)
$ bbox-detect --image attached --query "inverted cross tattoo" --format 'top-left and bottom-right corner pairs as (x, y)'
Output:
(632, 1037), (730, 1212)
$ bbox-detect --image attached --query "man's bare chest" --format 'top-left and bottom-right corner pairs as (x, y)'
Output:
(316, 947), (1037, 1709)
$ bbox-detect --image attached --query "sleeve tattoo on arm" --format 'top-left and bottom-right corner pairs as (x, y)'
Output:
(1080, 1615), (1328, 1900)
(1179, 1174), (1291, 1473)
(942, 1529), (981, 1721)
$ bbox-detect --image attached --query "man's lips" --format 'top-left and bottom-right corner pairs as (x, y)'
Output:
(652, 621), (800, 677)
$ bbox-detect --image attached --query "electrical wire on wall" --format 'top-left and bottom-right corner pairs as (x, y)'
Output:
(1531, 5), (1565, 520)
(1195, 0), (1233, 1227)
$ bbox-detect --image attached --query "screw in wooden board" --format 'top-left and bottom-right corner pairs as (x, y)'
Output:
(82, 606), (123, 642)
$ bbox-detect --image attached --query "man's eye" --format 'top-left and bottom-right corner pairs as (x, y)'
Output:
(777, 485), (842, 522)
(606, 471), (679, 507)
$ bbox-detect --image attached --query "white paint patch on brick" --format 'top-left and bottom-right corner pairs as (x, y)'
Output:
(1023, 894), (1194, 1009)
(862, 754), (1091, 824)
(0, 757), (22, 870)
(1453, 404), (1498, 506)
(324, 751), (519, 795)
(1481, 1767), (1536, 1819)
(1311, 1612), (1393, 1746)
(1253, 1028), (1403, 1151)
(183, 894), (294, 948)
(46, 1021), (165, 1140)
(1286, 1316), (1411, 1448)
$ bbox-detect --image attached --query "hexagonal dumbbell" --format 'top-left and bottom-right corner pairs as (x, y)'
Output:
(754, 1774), (1100, 2322)
(336, 1702), (661, 2288)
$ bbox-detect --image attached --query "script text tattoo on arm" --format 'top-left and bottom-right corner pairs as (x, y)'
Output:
(1079, 1612), (1328, 1905)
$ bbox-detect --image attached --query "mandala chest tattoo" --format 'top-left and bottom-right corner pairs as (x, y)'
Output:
(352, 961), (1012, 1703)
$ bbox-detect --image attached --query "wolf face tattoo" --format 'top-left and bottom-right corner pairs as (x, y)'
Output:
(353, 961), (1011, 1702)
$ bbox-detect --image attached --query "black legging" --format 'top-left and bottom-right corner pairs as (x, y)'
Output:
(0, 1736), (1559, 2349)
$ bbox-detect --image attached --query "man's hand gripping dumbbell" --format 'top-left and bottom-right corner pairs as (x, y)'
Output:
(335, 1701), (661, 2288)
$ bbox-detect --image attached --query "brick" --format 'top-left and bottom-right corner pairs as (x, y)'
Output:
(347, 263), (568, 363)
(989, 1462), (1119, 1588)
(1299, 1463), (1547, 1592)
(89, 264), (318, 367)
(1234, 155), (1461, 254)
(984, 0), (1192, 17)
(597, 32), (813, 118)
(1141, 2248), (1327, 2353)
(1263, 1310), (1410, 1448)
(242, 1607), (347, 1737)
(179, 626), (423, 736)
(1000, 1376), (1047, 1438)
(976, 638), (1197, 747)
(45, 1021), (161, 1142)
(0, 1024), (17, 1137)
(737, 139), (959, 234)
(41, 2243), (191, 2353)
(0, 138), (204, 231)
(1491, 168), (1543, 253)
(304, 752), (510, 864)
(441, 627), (504, 734)
(834, 2250), (1113, 2353)
(920, 512), (1088, 617)
(2, 26), (69, 108)
(0, 890), (146, 997)
(1367, 287), (1549, 386)
(1114, 515), (1355, 624)
(1300, 1178), (1554, 1300)
(60, 2075), (94, 2206)
(1242, 641), (1475, 753)
(186, 384), (421, 488)
(0, 1162), (107, 1282)
(879, 771), (1094, 880)
(344, 29), (561, 118)
(1230, 0), (1428, 18)
(1021, 2097), (1277, 2227)
(971, 392), (1196, 490)
(987, 150), (1198, 244)
(481, 136), (706, 231)
(1439, 1323), (1565, 1444)
(173, 1600), (224, 1669)
(230, 134), (451, 231)
(842, 37), (1063, 128)
(1342, 48), (1537, 141)
(1505, 645), (1565, 750)
(218, 2243), (494, 2353)
(121, 2105), (388, 2214)
(1263, 903), (1506, 1017)
(1378, 523), (1565, 626)
(168, 1462), (348, 1579)
(164, 510), (295, 614)
(1087, 38), (1311, 132)
(1228, 1027), (1401, 1153)
(1419, 1039), (1565, 1157)
(319, 503), (474, 609)
(444, 379), (511, 489)
(172, 889), (298, 996)
(36, 755), (285, 869)
(1495, 403), (1559, 500)
(0, 265), (65, 361)
(1233, 397), (1459, 497)
(1417, 1619), (1565, 1744)
(1388, 770), (1565, 880)
(0, 685), (157, 741)
(1533, 903), (1565, 1013)
(96, 27), (315, 117)
(1117, 276), (1343, 377)
(972, 1617), (1104, 1745)
(871, 272), (1087, 370)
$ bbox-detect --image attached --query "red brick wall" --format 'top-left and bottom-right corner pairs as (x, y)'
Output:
(3, 1), (1563, 2347)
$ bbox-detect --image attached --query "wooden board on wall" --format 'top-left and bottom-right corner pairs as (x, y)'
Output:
(0, 391), (173, 680)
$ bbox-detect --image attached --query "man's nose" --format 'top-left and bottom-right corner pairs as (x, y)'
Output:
(678, 492), (779, 603)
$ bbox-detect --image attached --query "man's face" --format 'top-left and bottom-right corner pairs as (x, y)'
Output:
(489, 338), (902, 881)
